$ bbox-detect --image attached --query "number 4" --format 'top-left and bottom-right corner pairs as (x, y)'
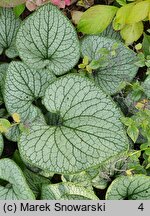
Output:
(138, 203), (144, 211)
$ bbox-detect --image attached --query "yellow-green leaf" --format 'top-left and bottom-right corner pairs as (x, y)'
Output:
(126, 1), (150, 24)
(126, 169), (134, 176)
(0, 119), (11, 133)
(113, 3), (135, 30)
(12, 113), (21, 123)
(78, 63), (85, 69)
(120, 21), (143, 45)
(127, 124), (139, 143)
(83, 56), (89, 65)
(77, 5), (118, 34)
(86, 65), (92, 73)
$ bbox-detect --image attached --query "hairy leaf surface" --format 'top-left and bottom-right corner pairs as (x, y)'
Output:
(0, 159), (35, 200)
(19, 75), (129, 174)
(81, 35), (138, 95)
(16, 4), (80, 75)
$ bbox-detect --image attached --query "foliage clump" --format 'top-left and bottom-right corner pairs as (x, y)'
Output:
(0, 1), (150, 200)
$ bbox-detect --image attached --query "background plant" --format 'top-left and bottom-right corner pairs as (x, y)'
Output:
(77, 0), (150, 44)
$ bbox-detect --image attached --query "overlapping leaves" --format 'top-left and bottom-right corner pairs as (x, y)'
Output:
(41, 182), (98, 200)
(0, 158), (35, 200)
(4, 61), (55, 122)
(18, 75), (129, 174)
(0, 2), (147, 201)
(81, 35), (138, 95)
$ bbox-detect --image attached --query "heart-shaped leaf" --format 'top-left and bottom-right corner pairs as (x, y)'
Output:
(4, 61), (56, 122)
(0, 0), (25, 7)
(81, 35), (138, 95)
(106, 175), (150, 200)
(41, 182), (98, 200)
(0, 8), (21, 58)
(19, 74), (129, 174)
(16, 3), (80, 75)
(0, 134), (4, 156)
(0, 158), (35, 199)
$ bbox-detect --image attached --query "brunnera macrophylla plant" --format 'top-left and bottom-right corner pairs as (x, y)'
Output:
(0, 3), (150, 200)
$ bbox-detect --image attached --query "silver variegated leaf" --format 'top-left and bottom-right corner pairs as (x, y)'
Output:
(0, 8), (21, 58)
(0, 159), (35, 200)
(4, 61), (56, 122)
(19, 74), (129, 174)
(41, 182), (98, 200)
(106, 175), (150, 200)
(0, 64), (9, 103)
(16, 4), (80, 75)
(81, 35), (138, 95)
